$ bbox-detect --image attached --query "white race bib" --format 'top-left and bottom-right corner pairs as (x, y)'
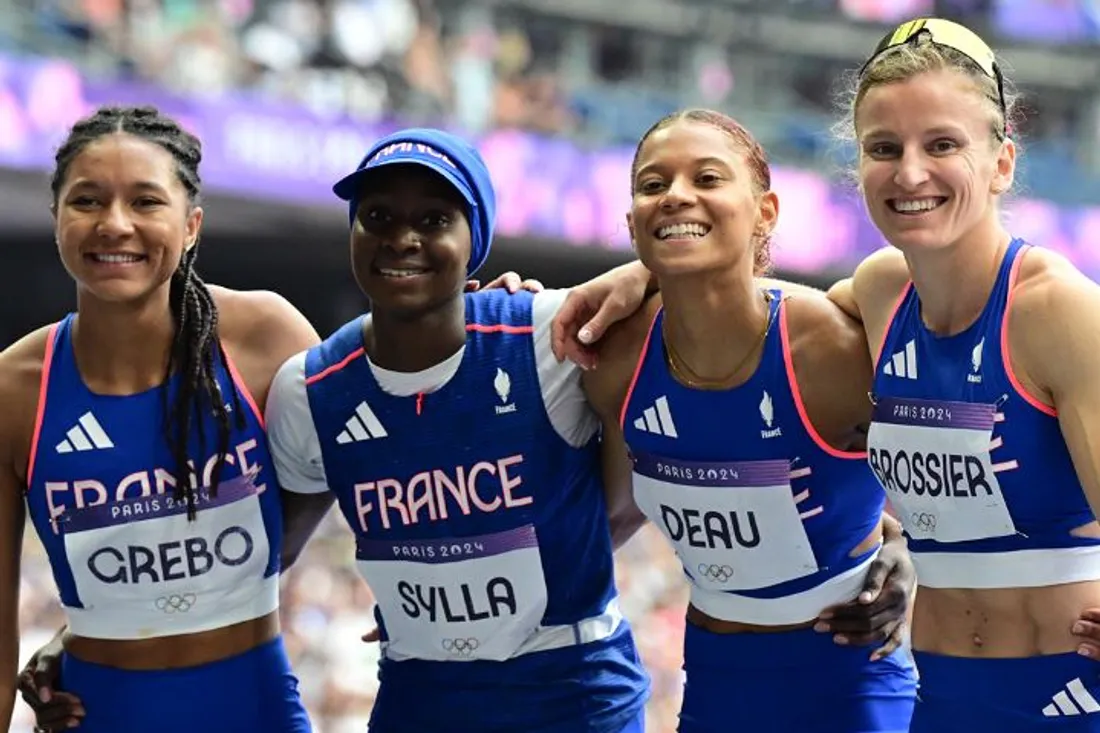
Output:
(357, 525), (548, 661)
(868, 396), (1016, 543)
(62, 474), (271, 629)
(631, 452), (819, 591)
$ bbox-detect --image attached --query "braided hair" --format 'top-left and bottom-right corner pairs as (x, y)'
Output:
(50, 105), (244, 519)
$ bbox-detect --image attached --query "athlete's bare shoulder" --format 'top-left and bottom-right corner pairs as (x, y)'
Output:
(783, 293), (874, 450)
(584, 294), (662, 419)
(852, 246), (909, 312)
(209, 286), (320, 406)
(0, 325), (56, 480)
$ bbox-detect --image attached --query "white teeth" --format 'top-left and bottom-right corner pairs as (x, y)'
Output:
(92, 253), (143, 263)
(892, 198), (943, 213)
(657, 223), (710, 240)
(378, 268), (427, 278)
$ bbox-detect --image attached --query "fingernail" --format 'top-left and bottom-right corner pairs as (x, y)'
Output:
(1074, 622), (1086, 634)
(579, 328), (593, 344)
(859, 592), (873, 603)
(40, 690), (51, 703)
(1080, 646), (1094, 658)
(834, 635), (850, 645)
(813, 622), (830, 633)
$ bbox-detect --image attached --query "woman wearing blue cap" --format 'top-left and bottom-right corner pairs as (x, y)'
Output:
(264, 127), (651, 733)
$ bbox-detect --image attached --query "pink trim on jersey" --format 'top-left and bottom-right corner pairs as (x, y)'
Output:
(780, 302), (866, 460)
(1000, 246), (1057, 417)
(619, 309), (662, 431)
(873, 282), (913, 371)
(26, 323), (59, 490)
(466, 323), (534, 334)
(305, 347), (365, 386)
(221, 347), (266, 429)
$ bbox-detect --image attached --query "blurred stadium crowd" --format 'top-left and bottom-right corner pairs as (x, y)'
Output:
(6, 1), (1100, 731)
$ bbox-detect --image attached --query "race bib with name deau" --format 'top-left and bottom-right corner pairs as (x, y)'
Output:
(868, 396), (1016, 543)
(631, 452), (819, 591)
(61, 472), (270, 629)
(357, 525), (548, 662)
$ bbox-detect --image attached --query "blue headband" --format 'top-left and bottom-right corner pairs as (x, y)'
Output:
(332, 128), (497, 277)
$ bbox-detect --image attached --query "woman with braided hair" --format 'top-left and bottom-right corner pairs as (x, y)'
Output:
(0, 104), (335, 731)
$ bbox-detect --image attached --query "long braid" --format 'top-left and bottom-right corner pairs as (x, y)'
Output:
(51, 105), (245, 520)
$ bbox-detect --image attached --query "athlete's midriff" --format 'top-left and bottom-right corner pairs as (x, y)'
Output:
(64, 611), (279, 669)
(687, 525), (883, 634)
(913, 582), (1100, 657)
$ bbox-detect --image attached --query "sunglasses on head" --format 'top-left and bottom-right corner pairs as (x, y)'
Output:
(860, 18), (1006, 132)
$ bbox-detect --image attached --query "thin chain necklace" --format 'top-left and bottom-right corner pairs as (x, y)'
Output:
(664, 291), (775, 391)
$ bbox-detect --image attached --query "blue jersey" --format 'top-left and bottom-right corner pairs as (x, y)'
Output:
(303, 290), (647, 733)
(621, 293), (885, 624)
(867, 238), (1100, 588)
(25, 314), (282, 640)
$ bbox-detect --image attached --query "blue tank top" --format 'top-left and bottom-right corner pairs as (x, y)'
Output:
(621, 293), (884, 623)
(303, 290), (647, 733)
(868, 239), (1099, 565)
(26, 314), (282, 640)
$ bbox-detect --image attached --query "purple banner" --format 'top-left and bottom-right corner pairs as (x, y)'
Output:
(62, 473), (258, 533)
(872, 397), (995, 430)
(356, 524), (537, 564)
(2, 53), (1099, 277)
(632, 452), (791, 487)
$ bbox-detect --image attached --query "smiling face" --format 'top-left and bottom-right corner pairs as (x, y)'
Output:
(350, 164), (472, 318)
(627, 116), (778, 280)
(53, 132), (203, 305)
(855, 64), (1014, 255)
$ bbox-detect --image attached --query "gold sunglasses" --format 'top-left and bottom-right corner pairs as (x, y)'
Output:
(860, 18), (1006, 130)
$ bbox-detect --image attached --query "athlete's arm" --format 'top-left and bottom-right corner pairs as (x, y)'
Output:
(580, 297), (663, 549)
(0, 416), (24, 730)
(1003, 254), (1100, 656)
(265, 352), (336, 569)
(0, 336), (39, 729)
(551, 260), (826, 369)
(215, 288), (334, 571)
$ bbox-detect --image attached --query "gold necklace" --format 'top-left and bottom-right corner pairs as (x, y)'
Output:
(664, 292), (776, 391)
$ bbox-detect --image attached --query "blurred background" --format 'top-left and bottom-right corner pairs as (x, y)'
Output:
(6, 0), (1100, 731)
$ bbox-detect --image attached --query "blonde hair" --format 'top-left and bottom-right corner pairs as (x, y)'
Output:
(837, 36), (1020, 148)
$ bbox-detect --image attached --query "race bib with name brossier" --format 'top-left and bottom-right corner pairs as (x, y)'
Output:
(868, 396), (1016, 543)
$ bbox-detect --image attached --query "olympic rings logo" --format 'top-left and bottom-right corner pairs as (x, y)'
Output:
(442, 638), (480, 657)
(910, 512), (937, 532)
(697, 563), (734, 583)
(155, 593), (197, 613)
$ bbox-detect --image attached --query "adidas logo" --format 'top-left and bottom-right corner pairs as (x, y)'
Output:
(882, 339), (918, 380)
(56, 412), (114, 453)
(633, 396), (678, 439)
(1043, 677), (1100, 717)
(336, 402), (388, 444)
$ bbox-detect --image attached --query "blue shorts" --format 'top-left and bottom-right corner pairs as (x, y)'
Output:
(912, 650), (1100, 731)
(679, 623), (916, 733)
(60, 635), (311, 732)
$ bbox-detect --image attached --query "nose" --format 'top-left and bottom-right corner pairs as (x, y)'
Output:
(660, 175), (697, 210)
(385, 225), (423, 255)
(893, 147), (931, 191)
(95, 200), (135, 239)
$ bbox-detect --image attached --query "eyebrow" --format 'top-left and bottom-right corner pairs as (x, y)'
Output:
(861, 125), (969, 141)
(635, 156), (732, 179)
(66, 180), (172, 195)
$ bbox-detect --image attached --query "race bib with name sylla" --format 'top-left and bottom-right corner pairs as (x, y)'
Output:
(357, 525), (548, 662)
